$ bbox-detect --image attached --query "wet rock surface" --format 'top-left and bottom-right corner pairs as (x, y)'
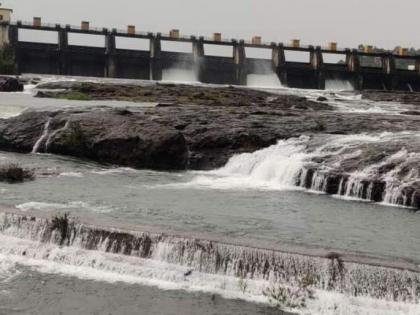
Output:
(362, 90), (420, 106)
(1, 82), (420, 207)
(0, 76), (24, 92)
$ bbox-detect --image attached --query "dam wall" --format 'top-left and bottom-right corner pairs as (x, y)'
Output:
(2, 20), (420, 90)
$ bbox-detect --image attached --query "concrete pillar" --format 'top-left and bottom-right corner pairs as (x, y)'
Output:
(104, 29), (117, 78)
(347, 49), (360, 72)
(56, 25), (69, 75)
(382, 53), (396, 90)
(415, 57), (420, 74)
(310, 46), (325, 89)
(233, 40), (247, 85)
(271, 42), (285, 69)
(150, 33), (161, 58)
(150, 33), (162, 81)
(233, 40), (246, 64)
(382, 53), (395, 75)
(310, 46), (323, 70)
(8, 24), (18, 46)
(192, 36), (204, 60)
(272, 43), (287, 86)
(0, 23), (9, 49)
(345, 48), (351, 69)
(7, 24), (19, 73)
(192, 36), (205, 82)
(57, 25), (68, 50)
(346, 49), (362, 90)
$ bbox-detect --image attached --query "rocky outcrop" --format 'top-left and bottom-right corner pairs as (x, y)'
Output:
(2, 102), (420, 171)
(362, 90), (420, 106)
(0, 76), (24, 92)
(1, 83), (420, 207)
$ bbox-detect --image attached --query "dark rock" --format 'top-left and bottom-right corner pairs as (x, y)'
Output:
(157, 102), (176, 107)
(400, 111), (420, 116)
(370, 181), (386, 202)
(324, 174), (343, 195)
(0, 76), (24, 92)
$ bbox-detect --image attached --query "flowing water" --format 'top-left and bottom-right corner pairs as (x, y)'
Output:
(0, 75), (419, 315)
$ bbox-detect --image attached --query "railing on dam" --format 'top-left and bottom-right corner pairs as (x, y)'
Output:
(3, 20), (420, 91)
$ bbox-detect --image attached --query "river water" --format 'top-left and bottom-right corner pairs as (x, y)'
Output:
(0, 75), (419, 315)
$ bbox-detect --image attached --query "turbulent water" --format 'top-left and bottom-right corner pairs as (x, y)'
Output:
(0, 75), (420, 314)
(203, 133), (420, 208)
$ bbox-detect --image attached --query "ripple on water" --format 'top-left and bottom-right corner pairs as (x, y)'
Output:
(16, 201), (114, 214)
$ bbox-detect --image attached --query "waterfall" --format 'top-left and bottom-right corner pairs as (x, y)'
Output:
(198, 134), (420, 209)
(0, 210), (419, 305)
(31, 118), (52, 154)
(45, 120), (69, 151)
(247, 60), (282, 88)
(162, 61), (198, 83)
(247, 74), (282, 88)
(408, 83), (414, 92)
(212, 137), (308, 188)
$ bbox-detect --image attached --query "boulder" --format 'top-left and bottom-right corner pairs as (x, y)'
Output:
(0, 76), (24, 92)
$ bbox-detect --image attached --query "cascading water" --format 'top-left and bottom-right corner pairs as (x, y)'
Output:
(247, 61), (282, 88)
(247, 74), (282, 88)
(31, 118), (52, 154)
(325, 79), (354, 91)
(194, 133), (420, 209)
(44, 120), (69, 151)
(0, 210), (419, 312)
(162, 61), (198, 83)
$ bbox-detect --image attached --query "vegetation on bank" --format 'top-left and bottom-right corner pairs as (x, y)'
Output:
(0, 45), (16, 74)
(0, 163), (34, 183)
(62, 121), (86, 149)
(57, 91), (92, 101)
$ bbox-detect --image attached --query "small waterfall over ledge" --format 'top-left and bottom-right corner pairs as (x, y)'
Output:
(31, 118), (52, 153)
(201, 134), (420, 209)
(0, 210), (419, 306)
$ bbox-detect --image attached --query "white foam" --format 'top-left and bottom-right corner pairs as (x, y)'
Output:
(325, 79), (354, 91)
(92, 167), (140, 175)
(162, 68), (198, 84)
(0, 105), (27, 119)
(16, 201), (113, 214)
(59, 172), (84, 178)
(0, 234), (418, 315)
(247, 74), (282, 88)
(0, 235), (269, 304)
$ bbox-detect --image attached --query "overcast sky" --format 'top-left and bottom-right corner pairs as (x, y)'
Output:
(2, 0), (419, 50)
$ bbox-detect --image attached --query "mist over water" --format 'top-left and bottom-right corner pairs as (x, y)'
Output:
(247, 73), (282, 88)
(162, 68), (198, 83)
(325, 79), (354, 91)
(247, 60), (282, 88)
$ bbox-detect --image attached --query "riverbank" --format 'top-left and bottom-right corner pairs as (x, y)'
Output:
(1, 82), (420, 208)
(1, 77), (420, 314)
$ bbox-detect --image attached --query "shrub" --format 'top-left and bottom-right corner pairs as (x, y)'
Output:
(50, 212), (70, 245)
(63, 122), (85, 148)
(238, 276), (248, 294)
(263, 282), (314, 309)
(0, 163), (34, 183)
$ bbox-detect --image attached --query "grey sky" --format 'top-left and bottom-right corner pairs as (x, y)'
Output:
(2, 0), (420, 50)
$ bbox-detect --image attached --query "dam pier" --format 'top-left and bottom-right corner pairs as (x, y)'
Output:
(2, 15), (420, 90)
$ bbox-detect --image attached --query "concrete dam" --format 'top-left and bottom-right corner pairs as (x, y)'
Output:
(2, 17), (420, 90)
